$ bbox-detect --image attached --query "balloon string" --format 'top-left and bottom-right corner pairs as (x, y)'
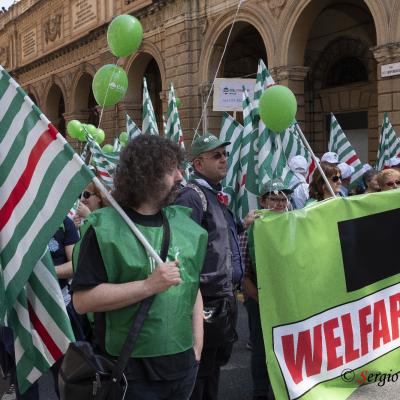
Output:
(97, 59), (119, 129)
(193, 0), (243, 143)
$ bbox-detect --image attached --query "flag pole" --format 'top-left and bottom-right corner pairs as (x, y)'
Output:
(295, 123), (336, 198)
(92, 176), (163, 264)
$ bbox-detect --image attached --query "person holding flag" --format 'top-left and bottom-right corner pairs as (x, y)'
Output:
(241, 178), (293, 400)
(71, 135), (208, 399)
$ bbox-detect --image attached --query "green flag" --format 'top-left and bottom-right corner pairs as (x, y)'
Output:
(376, 112), (400, 170)
(0, 65), (94, 392)
(142, 77), (159, 135)
(329, 113), (363, 189)
(220, 112), (243, 210)
(254, 192), (400, 400)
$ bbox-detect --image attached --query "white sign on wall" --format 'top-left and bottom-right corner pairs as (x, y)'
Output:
(213, 78), (256, 111)
(381, 62), (400, 78)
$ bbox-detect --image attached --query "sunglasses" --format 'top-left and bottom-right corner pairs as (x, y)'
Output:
(330, 175), (342, 183)
(384, 180), (400, 187)
(201, 150), (229, 160)
(79, 191), (96, 199)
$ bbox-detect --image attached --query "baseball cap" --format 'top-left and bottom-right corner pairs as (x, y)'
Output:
(288, 155), (308, 175)
(321, 152), (339, 164)
(338, 162), (355, 179)
(362, 163), (373, 173)
(259, 178), (293, 196)
(388, 156), (400, 168)
(191, 133), (230, 159)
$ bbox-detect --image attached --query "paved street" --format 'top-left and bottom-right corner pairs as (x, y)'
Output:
(1, 300), (400, 399)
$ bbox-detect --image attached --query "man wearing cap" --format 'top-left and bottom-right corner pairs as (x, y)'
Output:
(241, 178), (292, 400)
(321, 151), (339, 164)
(175, 133), (256, 400)
(288, 155), (309, 209)
(338, 162), (355, 196)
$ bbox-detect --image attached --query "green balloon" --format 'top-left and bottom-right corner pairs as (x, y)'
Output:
(102, 144), (114, 153)
(119, 131), (128, 144)
(175, 97), (181, 108)
(95, 128), (105, 145)
(67, 120), (82, 139)
(86, 124), (97, 137)
(92, 64), (128, 108)
(77, 128), (87, 142)
(107, 15), (143, 58)
(259, 85), (297, 133)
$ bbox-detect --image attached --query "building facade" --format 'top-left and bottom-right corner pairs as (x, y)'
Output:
(1, 0), (400, 162)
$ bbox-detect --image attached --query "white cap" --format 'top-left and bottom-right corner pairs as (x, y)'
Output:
(288, 155), (308, 175)
(321, 152), (339, 164)
(388, 156), (400, 168)
(362, 163), (373, 173)
(338, 162), (355, 179)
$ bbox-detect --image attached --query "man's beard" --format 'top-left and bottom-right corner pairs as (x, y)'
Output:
(158, 183), (181, 208)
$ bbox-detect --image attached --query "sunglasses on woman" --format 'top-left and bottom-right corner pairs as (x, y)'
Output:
(330, 175), (342, 183)
(79, 191), (96, 199)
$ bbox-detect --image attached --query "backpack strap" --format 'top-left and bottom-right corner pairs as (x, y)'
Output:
(187, 182), (208, 212)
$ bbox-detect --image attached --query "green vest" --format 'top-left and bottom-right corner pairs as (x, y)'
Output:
(74, 206), (207, 358)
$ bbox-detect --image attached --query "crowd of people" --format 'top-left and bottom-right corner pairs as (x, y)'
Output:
(1, 132), (399, 400)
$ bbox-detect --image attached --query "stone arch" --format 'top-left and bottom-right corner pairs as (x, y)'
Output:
(278, 0), (386, 66)
(25, 84), (40, 107)
(390, 1), (400, 42)
(124, 40), (166, 99)
(198, 4), (275, 84)
(124, 42), (165, 130)
(45, 82), (66, 136)
(311, 37), (375, 90)
(43, 75), (67, 113)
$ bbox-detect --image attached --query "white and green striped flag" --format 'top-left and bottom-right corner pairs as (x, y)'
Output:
(126, 113), (141, 140)
(220, 112), (243, 210)
(87, 136), (119, 188)
(329, 113), (363, 188)
(165, 83), (184, 148)
(112, 137), (122, 152)
(164, 83), (192, 182)
(237, 88), (258, 218)
(252, 60), (294, 191)
(142, 77), (159, 135)
(376, 112), (400, 170)
(0, 65), (94, 392)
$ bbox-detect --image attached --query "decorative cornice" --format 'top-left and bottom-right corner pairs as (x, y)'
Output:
(371, 42), (400, 64)
(271, 66), (310, 81)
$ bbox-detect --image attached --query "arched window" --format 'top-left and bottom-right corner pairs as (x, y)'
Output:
(325, 57), (368, 88)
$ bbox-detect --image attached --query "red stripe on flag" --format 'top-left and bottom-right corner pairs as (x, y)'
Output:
(0, 129), (56, 231)
(98, 170), (111, 178)
(241, 174), (247, 186)
(28, 302), (63, 361)
(47, 123), (59, 139)
(306, 160), (316, 183)
(346, 154), (359, 165)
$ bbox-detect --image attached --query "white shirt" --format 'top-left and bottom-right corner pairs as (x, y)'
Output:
(289, 173), (309, 209)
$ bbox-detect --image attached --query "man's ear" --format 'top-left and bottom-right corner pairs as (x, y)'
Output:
(193, 158), (202, 172)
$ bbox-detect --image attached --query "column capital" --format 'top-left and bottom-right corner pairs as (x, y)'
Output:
(270, 66), (310, 82)
(371, 42), (400, 64)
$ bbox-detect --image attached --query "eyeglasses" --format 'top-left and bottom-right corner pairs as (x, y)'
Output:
(267, 196), (289, 204)
(330, 175), (342, 183)
(79, 191), (96, 199)
(384, 180), (400, 187)
(201, 150), (229, 160)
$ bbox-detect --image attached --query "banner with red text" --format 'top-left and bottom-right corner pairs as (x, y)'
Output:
(254, 191), (400, 399)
